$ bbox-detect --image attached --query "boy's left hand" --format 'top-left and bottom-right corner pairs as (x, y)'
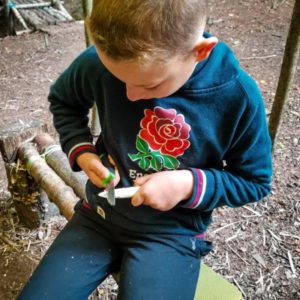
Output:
(131, 170), (194, 211)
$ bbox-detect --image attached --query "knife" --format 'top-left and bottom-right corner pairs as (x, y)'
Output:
(98, 186), (140, 199)
(100, 154), (116, 206)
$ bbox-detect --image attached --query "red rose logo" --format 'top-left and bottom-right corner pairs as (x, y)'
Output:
(128, 107), (191, 171)
(140, 107), (191, 157)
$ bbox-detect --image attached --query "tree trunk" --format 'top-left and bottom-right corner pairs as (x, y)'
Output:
(81, 0), (93, 47)
(268, 0), (300, 148)
(80, 0), (101, 137)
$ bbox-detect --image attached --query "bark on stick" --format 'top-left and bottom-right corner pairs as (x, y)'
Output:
(18, 142), (77, 220)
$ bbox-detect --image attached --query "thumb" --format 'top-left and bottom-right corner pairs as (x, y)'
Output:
(131, 193), (144, 207)
(131, 175), (151, 207)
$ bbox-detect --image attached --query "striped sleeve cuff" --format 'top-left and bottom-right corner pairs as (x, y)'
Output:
(68, 142), (97, 170)
(181, 168), (207, 209)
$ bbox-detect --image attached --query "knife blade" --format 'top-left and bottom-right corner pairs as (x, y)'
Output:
(106, 184), (115, 206)
(99, 186), (140, 199)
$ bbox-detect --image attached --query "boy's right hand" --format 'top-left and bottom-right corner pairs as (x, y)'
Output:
(76, 152), (120, 188)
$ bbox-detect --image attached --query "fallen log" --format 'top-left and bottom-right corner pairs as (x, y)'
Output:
(34, 133), (87, 200)
(18, 142), (77, 220)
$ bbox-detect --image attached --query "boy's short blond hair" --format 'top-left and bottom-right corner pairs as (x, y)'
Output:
(87, 0), (207, 62)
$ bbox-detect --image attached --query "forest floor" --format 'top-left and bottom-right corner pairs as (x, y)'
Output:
(0, 0), (299, 299)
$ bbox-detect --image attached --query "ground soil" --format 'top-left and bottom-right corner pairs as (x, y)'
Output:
(0, 0), (299, 299)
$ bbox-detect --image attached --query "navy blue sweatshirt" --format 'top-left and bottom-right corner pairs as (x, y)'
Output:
(48, 41), (272, 235)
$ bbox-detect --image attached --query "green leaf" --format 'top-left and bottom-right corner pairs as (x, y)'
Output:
(139, 157), (151, 170)
(136, 136), (149, 154)
(151, 151), (162, 158)
(128, 153), (143, 161)
(150, 154), (163, 171)
(162, 155), (180, 169)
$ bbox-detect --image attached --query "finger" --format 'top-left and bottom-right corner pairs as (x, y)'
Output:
(89, 172), (105, 188)
(134, 174), (151, 186)
(92, 160), (111, 180)
(107, 155), (120, 186)
(131, 192), (145, 207)
(113, 168), (120, 186)
(89, 166), (114, 188)
(101, 171), (115, 186)
(108, 155), (116, 166)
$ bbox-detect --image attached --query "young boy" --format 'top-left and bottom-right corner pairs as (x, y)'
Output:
(18, 0), (272, 299)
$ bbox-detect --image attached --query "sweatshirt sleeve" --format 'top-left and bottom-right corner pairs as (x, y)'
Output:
(48, 48), (101, 171)
(182, 74), (272, 210)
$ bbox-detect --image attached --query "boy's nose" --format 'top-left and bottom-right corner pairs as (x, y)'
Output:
(126, 85), (146, 101)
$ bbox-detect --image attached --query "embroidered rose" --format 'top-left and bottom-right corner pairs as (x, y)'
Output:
(140, 107), (191, 157)
(129, 107), (191, 171)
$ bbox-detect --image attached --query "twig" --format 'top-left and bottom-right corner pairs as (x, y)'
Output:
(256, 269), (265, 290)
(44, 34), (49, 49)
(227, 243), (249, 265)
(280, 232), (300, 240)
(0, 233), (20, 251)
(263, 229), (266, 247)
(267, 229), (282, 242)
(212, 220), (245, 235)
(242, 205), (262, 216)
(226, 229), (241, 242)
(24, 253), (40, 263)
(240, 54), (277, 60)
(26, 240), (31, 252)
(226, 251), (230, 270)
(272, 266), (280, 275)
(233, 277), (246, 299)
(287, 251), (297, 275)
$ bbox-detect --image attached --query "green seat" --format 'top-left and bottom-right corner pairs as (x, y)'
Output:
(195, 262), (243, 300)
(113, 262), (243, 300)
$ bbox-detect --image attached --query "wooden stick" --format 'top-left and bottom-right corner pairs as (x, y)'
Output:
(11, 6), (29, 30)
(18, 142), (77, 220)
(16, 2), (53, 9)
(15, 1), (66, 10)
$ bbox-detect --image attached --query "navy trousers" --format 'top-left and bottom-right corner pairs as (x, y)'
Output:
(18, 201), (212, 300)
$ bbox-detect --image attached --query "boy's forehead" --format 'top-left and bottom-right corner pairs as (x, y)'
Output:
(97, 49), (180, 86)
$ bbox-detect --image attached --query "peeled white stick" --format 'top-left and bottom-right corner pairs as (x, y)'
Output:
(99, 186), (140, 199)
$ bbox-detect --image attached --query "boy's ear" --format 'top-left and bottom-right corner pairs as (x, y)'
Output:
(194, 37), (218, 62)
